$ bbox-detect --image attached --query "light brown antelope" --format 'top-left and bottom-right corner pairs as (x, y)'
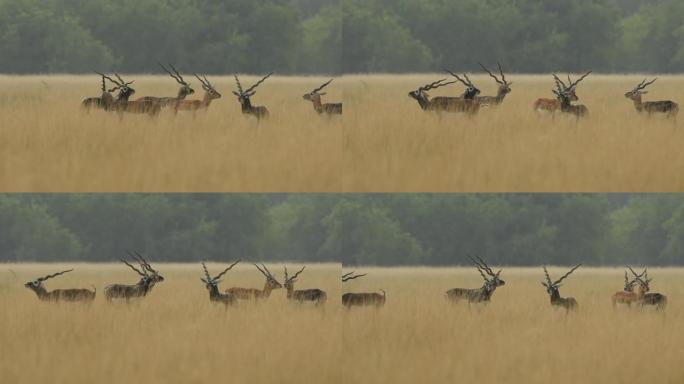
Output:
(446, 255), (505, 304)
(283, 266), (327, 305)
(552, 72), (591, 119)
(611, 269), (643, 307)
(24, 269), (96, 302)
(173, 74), (222, 117)
(625, 79), (679, 120)
(104, 74), (162, 117)
(137, 63), (195, 108)
(225, 263), (282, 300)
(629, 267), (667, 310)
(533, 72), (589, 116)
(104, 252), (164, 301)
(81, 74), (119, 112)
(201, 261), (239, 306)
(341, 271), (385, 307)
(408, 78), (458, 111)
(303, 79), (342, 115)
(233, 73), (272, 120)
(541, 264), (581, 311)
(443, 69), (481, 115)
(477, 62), (512, 106)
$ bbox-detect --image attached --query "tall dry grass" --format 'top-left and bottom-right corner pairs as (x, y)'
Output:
(344, 74), (684, 192)
(0, 263), (341, 384)
(0, 75), (342, 192)
(342, 266), (684, 384)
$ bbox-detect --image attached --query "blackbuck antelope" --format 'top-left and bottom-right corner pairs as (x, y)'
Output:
(24, 269), (96, 302)
(303, 79), (342, 115)
(82, 74), (119, 112)
(446, 256), (505, 304)
(534, 72), (590, 117)
(225, 263), (282, 300)
(629, 267), (667, 310)
(552, 72), (591, 119)
(137, 63), (194, 108)
(625, 79), (679, 119)
(341, 271), (386, 307)
(174, 74), (222, 116)
(477, 62), (512, 106)
(104, 252), (164, 301)
(201, 261), (239, 306)
(444, 69), (481, 115)
(233, 73), (272, 120)
(104, 74), (162, 117)
(541, 265), (581, 311)
(283, 266), (327, 305)
(611, 269), (643, 307)
(408, 78), (458, 111)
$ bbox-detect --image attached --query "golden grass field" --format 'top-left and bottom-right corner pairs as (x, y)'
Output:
(0, 263), (341, 384)
(3, 74), (684, 192)
(342, 266), (684, 384)
(3, 264), (684, 383)
(344, 74), (684, 192)
(0, 75), (342, 192)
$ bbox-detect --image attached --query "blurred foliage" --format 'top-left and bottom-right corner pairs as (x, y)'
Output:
(3, 194), (684, 266)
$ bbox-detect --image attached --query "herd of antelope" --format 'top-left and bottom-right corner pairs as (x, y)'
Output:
(81, 64), (342, 120)
(409, 62), (680, 121)
(21, 253), (668, 312)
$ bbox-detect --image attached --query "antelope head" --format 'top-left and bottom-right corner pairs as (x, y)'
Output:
(479, 62), (512, 95)
(445, 69), (481, 99)
(100, 73), (136, 100)
(469, 255), (505, 290)
(194, 73), (222, 100)
(129, 251), (164, 283)
(160, 63), (194, 98)
(95, 72), (123, 94)
(24, 269), (74, 292)
(541, 264), (581, 297)
(255, 263), (282, 290)
(552, 71), (591, 102)
(628, 266), (651, 293)
(233, 73), (272, 104)
(625, 78), (657, 101)
(303, 79), (333, 102)
(408, 78), (456, 101)
(201, 260), (240, 291)
(283, 265), (306, 290)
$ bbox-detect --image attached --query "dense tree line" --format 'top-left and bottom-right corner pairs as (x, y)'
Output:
(2, 194), (684, 266)
(1, 0), (684, 74)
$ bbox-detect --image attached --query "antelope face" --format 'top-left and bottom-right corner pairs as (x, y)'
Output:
(267, 277), (283, 290)
(408, 90), (425, 100)
(24, 280), (41, 289)
(624, 90), (643, 100)
(500, 84), (512, 95)
(303, 92), (321, 102)
(181, 85), (195, 97)
(465, 86), (481, 99)
(206, 86), (222, 100)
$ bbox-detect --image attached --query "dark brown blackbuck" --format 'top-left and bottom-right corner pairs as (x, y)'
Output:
(625, 79), (679, 120)
(233, 73), (272, 120)
(174, 74), (222, 116)
(443, 69), (481, 115)
(533, 72), (590, 117)
(201, 261), (239, 306)
(303, 79), (342, 115)
(103, 74), (162, 117)
(104, 252), (164, 301)
(541, 264), (581, 311)
(283, 266), (327, 305)
(446, 256), (505, 304)
(477, 62), (512, 106)
(225, 263), (283, 300)
(81, 73), (120, 112)
(628, 267), (667, 310)
(611, 268), (643, 307)
(24, 269), (96, 302)
(341, 271), (385, 307)
(137, 63), (195, 108)
(551, 72), (591, 119)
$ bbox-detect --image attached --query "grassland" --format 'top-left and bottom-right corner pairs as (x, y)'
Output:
(0, 263), (341, 384)
(342, 266), (684, 384)
(0, 75), (342, 192)
(344, 74), (684, 192)
(3, 74), (684, 192)
(3, 264), (684, 383)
